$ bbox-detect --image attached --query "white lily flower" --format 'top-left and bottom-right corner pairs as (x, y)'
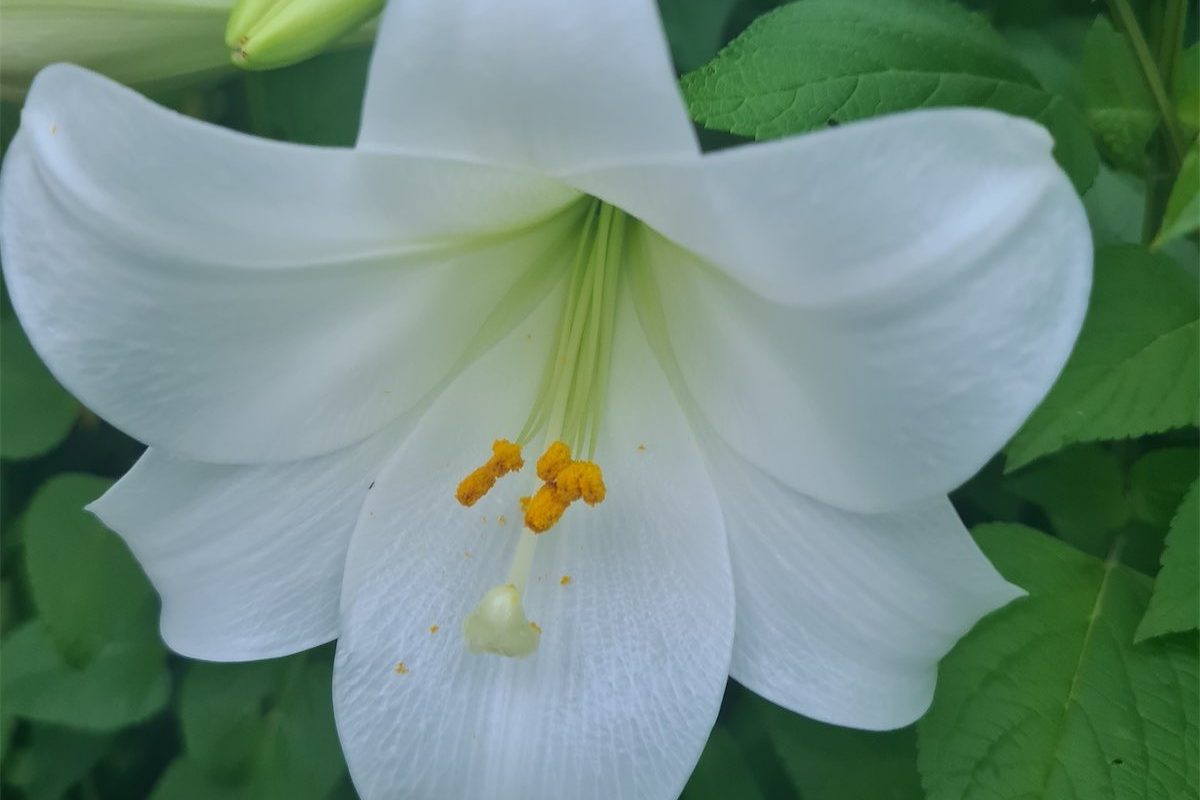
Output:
(0, 0), (1092, 797)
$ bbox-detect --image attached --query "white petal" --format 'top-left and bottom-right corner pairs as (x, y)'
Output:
(1, 64), (582, 464)
(708, 441), (1022, 730)
(89, 415), (412, 661)
(334, 290), (733, 800)
(357, 0), (698, 171)
(598, 111), (1092, 510)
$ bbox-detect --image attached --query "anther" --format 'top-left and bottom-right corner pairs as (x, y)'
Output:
(456, 439), (524, 506)
(523, 443), (606, 533)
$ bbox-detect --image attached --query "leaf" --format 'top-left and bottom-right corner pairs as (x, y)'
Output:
(0, 621), (169, 730)
(178, 653), (346, 800)
(1136, 480), (1200, 641)
(750, 694), (923, 800)
(0, 317), (77, 460)
(659, 0), (741, 73)
(680, 725), (766, 800)
(1128, 447), (1199, 528)
(1175, 45), (1198, 135)
(150, 758), (251, 800)
(918, 523), (1199, 800)
(1005, 444), (1130, 557)
(1155, 143), (1200, 248)
(681, 0), (1097, 191)
(248, 48), (372, 147)
(1082, 17), (1158, 172)
(5, 724), (112, 800)
(22, 474), (159, 663)
(1007, 245), (1199, 470)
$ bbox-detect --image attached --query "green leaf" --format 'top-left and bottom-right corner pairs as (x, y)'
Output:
(680, 725), (766, 800)
(22, 474), (159, 663)
(659, 0), (740, 73)
(0, 318), (77, 460)
(248, 48), (371, 147)
(681, 0), (1097, 191)
(1128, 447), (1199, 528)
(752, 694), (923, 800)
(6, 724), (112, 800)
(1175, 45), (1199, 135)
(1155, 143), (1200, 248)
(150, 758), (251, 800)
(918, 523), (1199, 800)
(1005, 444), (1130, 556)
(0, 621), (169, 730)
(1136, 480), (1200, 641)
(1082, 17), (1158, 172)
(178, 654), (346, 799)
(1007, 245), (1199, 470)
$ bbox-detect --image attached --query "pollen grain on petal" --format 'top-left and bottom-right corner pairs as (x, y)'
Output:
(394, 661), (409, 675)
(455, 439), (524, 506)
(430, 624), (440, 634)
(560, 575), (572, 586)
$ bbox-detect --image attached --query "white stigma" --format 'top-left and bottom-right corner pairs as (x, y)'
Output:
(462, 583), (541, 658)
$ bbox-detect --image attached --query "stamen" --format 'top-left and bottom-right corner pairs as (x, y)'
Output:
(455, 439), (524, 506)
(522, 442), (606, 533)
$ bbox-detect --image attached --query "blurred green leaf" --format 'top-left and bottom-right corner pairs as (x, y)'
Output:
(173, 654), (345, 799)
(1174, 45), (1198, 135)
(6, 724), (112, 800)
(1006, 444), (1130, 556)
(919, 523), (1199, 800)
(1082, 16), (1157, 173)
(752, 695), (922, 800)
(1154, 143), (1199, 248)
(23, 474), (158, 663)
(0, 621), (169, 730)
(659, 0), (741, 73)
(1128, 447), (1199, 527)
(680, 725), (766, 800)
(247, 48), (371, 146)
(1007, 245), (1199, 470)
(0, 318), (77, 460)
(1136, 480), (1199, 641)
(681, 0), (1097, 191)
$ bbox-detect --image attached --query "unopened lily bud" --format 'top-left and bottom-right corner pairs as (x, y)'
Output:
(227, 0), (384, 70)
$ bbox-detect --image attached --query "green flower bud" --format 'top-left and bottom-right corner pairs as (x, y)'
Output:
(0, 0), (233, 100)
(226, 0), (384, 71)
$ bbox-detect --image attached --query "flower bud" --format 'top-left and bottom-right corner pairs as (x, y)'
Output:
(226, 0), (384, 71)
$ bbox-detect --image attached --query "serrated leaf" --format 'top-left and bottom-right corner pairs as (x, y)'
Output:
(0, 317), (77, 460)
(1007, 245), (1199, 470)
(1128, 447), (1199, 527)
(681, 0), (1097, 191)
(0, 621), (169, 730)
(1082, 17), (1157, 172)
(680, 725), (765, 800)
(179, 654), (345, 800)
(1136, 480), (1200, 641)
(918, 523), (1199, 800)
(750, 693), (922, 800)
(22, 474), (159, 663)
(1155, 143), (1200, 248)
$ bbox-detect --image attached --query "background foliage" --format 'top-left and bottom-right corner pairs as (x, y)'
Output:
(0, 0), (1196, 798)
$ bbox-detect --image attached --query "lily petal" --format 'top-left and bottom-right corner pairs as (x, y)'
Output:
(1, 65), (583, 464)
(708, 440), (1022, 730)
(89, 415), (412, 661)
(334, 292), (733, 800)
(357, 0), (698, 171)
(597, 111), (1091, 510)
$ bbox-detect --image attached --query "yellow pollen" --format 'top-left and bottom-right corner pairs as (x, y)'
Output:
(394, 661), (409, 675)
(530, 621), (542, 634)
(560, 575), (572, 586)
(456, 439), (524, 506)
(523, 443), (606, 533)
(430, 625), (440, 634)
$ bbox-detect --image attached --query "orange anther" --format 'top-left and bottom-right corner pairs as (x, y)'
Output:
(455, 439), (524, 506)
(536, 440), (572, 482)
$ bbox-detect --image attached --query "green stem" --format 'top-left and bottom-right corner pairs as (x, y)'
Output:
(1157, 0), (1187, 90)
(1107, 0), (1187, 166)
